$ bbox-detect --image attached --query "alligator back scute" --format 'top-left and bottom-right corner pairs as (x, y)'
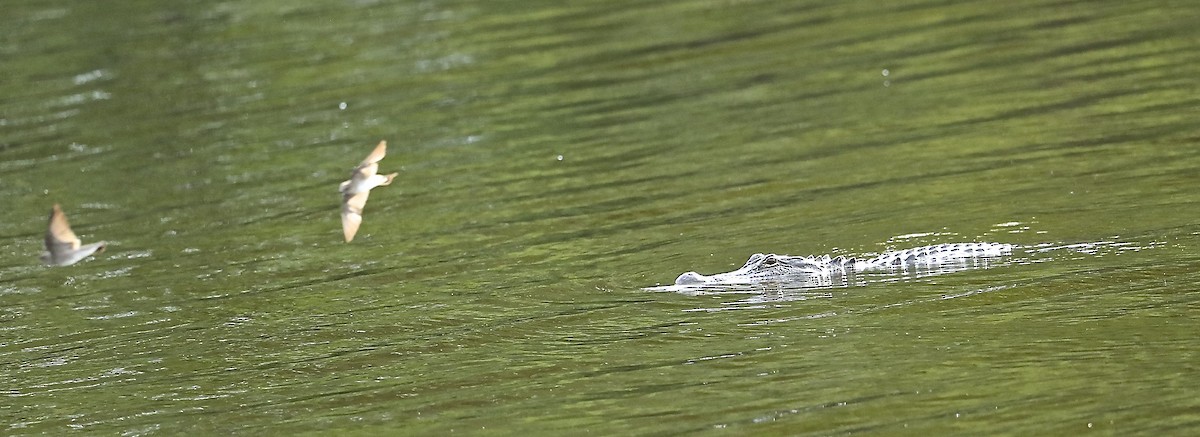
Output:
(864, 242), (1013, 270)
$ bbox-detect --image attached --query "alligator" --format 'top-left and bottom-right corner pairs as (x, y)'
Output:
(667, 242), (1014, 288)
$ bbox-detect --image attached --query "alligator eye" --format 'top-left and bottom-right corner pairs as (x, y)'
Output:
(761, 257), (779, 267)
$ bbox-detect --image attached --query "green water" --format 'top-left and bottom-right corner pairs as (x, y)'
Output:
(3, 0), (1199, 434)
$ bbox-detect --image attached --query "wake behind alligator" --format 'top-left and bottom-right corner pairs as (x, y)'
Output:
(648, 242), (1014, 292)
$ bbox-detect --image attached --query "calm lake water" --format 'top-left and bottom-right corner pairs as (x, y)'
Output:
(3, 0), (1199, 435)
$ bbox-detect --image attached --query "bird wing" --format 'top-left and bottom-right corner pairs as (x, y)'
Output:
(341, 191), (370, 242)
(53, 242), (106, 266)
(361, 140), (387, 165)
(46, 204), (82, 252)
(347, 141), (387, 182)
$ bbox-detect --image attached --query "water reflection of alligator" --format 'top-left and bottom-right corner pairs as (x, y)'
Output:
(672, 242), (1014, 287)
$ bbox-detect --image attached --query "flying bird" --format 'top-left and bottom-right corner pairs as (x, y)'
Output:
(339, 140), (399, 242)
(41, 204), (106, 266)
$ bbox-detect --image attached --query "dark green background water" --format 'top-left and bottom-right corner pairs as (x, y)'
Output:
(3, 0), (1198, 435)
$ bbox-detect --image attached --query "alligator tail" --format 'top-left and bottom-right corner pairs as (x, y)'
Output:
(860, 242), (1013, 271)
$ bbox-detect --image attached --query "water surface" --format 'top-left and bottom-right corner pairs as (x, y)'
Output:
(2, 0), (1199, 434)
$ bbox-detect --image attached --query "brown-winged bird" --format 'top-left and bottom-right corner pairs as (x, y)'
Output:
(339, 140), (399, 242)
(41, 204), (106, 266)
